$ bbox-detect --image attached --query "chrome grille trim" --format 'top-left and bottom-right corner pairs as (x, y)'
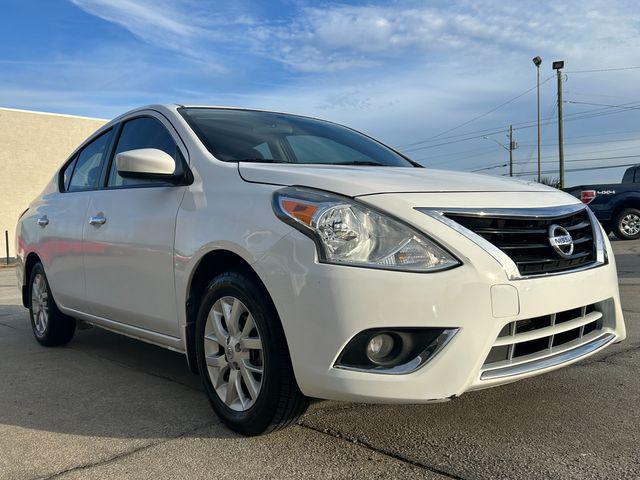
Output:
(492, 311), (602, 347)
(482, 302), (607, 379)
(481, 333), (615, 380)
(417, 205), (606, 279)
(427, 203), (586, 218)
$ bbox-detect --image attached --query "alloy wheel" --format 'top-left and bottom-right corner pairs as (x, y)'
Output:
(31, 273), (49, 336)
(203, 296), (264, 412)
(620, 213), (640, 237)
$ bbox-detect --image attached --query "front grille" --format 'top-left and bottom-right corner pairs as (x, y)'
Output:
(482, 304), (603, 369)
(445, 208), (596, 276)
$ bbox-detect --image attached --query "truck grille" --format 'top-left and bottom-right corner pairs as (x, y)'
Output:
(482, 304), (604, 375)
(444, 208), (596, 276)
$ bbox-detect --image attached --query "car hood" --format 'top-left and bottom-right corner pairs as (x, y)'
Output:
(238, 163), (558, 197)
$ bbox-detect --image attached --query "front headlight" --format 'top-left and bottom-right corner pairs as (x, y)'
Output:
(272, 187), (460, 272)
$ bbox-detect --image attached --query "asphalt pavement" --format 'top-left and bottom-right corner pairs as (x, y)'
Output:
(1, 239), (638, 479)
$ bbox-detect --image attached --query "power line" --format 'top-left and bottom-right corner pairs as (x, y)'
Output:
(515, 153), (640, 165)
(399, 74), (555, 147)
(414, 145), (500, 163)
(553, 128), (640, 140)
(470, 163), (508, 172)
(518, 135), (640, 147)
(470, 154), (640, 174)
(571, 92), (639, 101)
(402, 126), (511, 151)
(565, 66), (640, 73)
(416, 132), (640, 166)
(404, 106), (640, 153)
(565, 100), (640, 110)
(398, 71), (640, 151)
(402, 101), (640, 152)
(451, 133), (640, 173)
(513, 162), (639, 176)
(400, 95), (640, 152)
(512, 143), (640, 161)
(430, 133), (640, 179)
(403, 129), (511, 152)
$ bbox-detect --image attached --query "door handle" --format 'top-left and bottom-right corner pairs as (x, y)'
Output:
(37, 216), (49, 227)
(88, 215), (107, 226)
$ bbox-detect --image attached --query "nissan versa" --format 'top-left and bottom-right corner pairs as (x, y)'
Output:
(16, 105), (626, 435)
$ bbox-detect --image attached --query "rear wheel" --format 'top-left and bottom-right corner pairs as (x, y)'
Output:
(29, 263), (76, 346)
(195, 271), (308, 435)
(613, 208), (640, 240)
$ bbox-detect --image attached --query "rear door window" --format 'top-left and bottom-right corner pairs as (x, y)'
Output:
(67, 130), (113, 191)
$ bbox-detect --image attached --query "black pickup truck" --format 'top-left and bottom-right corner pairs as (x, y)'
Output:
(565, 165), (640, 240)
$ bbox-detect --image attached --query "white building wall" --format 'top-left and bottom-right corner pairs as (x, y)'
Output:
(0, 107), (107, 258)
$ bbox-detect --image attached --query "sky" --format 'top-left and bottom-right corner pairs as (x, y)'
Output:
(1, 0), (640, 186)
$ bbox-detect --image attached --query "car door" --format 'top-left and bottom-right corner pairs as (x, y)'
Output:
(34, 128), (114, 311)
(81, 113), (187, 338)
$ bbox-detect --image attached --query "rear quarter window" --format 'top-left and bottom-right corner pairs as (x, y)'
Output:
(60, 156), (77, 191)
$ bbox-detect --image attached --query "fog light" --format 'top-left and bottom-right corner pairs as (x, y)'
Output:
(335, 327), (458, 374)
(366, 333), (395, 363)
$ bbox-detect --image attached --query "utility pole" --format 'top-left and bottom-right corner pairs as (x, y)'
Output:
(553, 60), (565, 188)
(532, 56), (542, 182)
(509, 125), (514, 177)
(482, 128), (517, 177)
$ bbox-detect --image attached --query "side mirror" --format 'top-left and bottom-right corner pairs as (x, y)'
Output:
(116, 148), (177, 180)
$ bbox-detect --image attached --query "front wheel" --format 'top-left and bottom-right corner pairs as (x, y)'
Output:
(29, 263), (76, 346)
(195, 271), (308, 435)
(613, 208), (640, 240)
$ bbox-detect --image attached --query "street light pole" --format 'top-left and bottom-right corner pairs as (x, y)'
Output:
(553, 60), (565, 188)
(532, 56), (542, 182)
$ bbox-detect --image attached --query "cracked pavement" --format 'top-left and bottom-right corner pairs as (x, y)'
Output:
(0, 239), (638, 479)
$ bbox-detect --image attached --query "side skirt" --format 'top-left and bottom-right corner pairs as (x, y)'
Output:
(62, 307), (186, 353)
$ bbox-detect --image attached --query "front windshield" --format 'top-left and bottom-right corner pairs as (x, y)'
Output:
(179, 108), (415, 167)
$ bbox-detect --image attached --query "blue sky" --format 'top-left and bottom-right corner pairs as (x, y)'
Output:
(2, 0), (640, 186)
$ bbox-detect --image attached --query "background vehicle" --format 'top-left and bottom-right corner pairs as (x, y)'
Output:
(15, 105), (626, 436)
(565, 165), (640, 240)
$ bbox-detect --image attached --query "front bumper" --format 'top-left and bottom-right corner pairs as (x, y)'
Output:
(253, 196), (626, 403)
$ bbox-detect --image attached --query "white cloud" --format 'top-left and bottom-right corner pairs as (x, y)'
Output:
(68, 0), (640, 73)
(257, 1), (640, 71)
(69, 0), (246, 67)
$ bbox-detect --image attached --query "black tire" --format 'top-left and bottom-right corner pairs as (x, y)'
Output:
(195, 270), (308, 436)
(28, 263), (76, 346)
(612, 208), (640, 240)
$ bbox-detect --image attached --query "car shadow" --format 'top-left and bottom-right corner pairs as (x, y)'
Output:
(0, 308), (239, 441)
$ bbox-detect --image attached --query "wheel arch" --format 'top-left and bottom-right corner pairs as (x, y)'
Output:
(184, 248), (280, 374)
(611, 195), (640, 220)
(21, 252), (42, 308)
(609, 196), (640, 239)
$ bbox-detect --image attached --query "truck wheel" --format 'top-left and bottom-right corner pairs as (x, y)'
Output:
(613, 208), (640, 240)
(195, 270), (308, 435)
(29, 263), (76, 346)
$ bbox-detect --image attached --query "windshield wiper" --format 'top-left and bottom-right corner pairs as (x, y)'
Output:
(235, 158), (283, 163)
(235, 158), (419, 167)
(334, 160), (388, 166)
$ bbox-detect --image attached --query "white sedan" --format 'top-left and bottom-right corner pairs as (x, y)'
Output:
(15, 105), (626, 435)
